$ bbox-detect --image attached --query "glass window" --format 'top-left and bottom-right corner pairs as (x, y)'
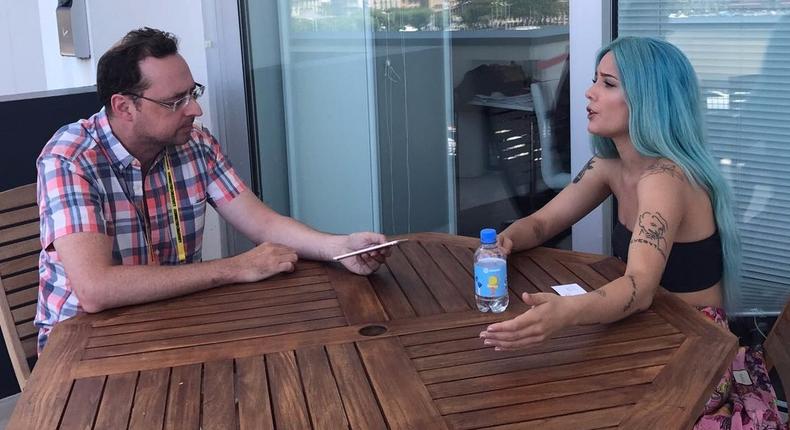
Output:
(241, 1), (571, 246)
(618, 0), (790, 315)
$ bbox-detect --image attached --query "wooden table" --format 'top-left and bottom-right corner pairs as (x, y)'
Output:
(8, 233), (737, 430)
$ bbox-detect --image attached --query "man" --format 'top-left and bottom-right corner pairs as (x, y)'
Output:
(35, 27), (387, 352)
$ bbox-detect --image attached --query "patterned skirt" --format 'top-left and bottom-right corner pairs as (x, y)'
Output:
(694, 307), (787, 430)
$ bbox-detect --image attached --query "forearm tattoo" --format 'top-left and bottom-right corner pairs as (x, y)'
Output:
(642, 161), (684, 181)
(630, 211), (668, 259)
(623, 275), (637, 313)
(592, 289), (607, 298)
(572, 158), (596, 184)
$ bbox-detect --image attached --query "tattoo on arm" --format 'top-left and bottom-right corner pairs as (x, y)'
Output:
(592, 289), (607, 298)
(630, 211), (668, 259)
(642, 161), (684, 181)
(623, 275), (637, 313)
(572, 158), (596, 184)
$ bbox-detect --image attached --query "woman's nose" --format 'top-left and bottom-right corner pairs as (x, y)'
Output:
(585, 85), (595, 100)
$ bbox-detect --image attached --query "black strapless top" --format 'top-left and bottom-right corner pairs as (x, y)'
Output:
(612, 221), (722, 292)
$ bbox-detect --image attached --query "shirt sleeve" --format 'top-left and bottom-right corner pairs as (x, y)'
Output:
(197, 128), (246, 207)
(37, 155), (107, 250)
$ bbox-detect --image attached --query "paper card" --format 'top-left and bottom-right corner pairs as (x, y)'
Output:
(733, 369), (753, 386)
(551, 283), (587, 296)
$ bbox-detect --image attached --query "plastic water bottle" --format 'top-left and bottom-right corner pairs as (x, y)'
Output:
(474, 228), (509, 313)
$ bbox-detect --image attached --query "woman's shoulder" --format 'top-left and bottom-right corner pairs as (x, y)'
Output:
(638, 158), (689, 185)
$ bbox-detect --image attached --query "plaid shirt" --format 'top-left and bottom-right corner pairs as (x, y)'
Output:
(36, 109), (245, 351)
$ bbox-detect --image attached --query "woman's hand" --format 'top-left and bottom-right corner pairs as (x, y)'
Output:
(496, 233), (514, 257)
(480, 292), (573, 350)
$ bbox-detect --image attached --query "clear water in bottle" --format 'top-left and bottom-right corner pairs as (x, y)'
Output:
(474, 228), (509, 313)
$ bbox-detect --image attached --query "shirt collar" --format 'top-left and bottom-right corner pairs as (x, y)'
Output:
(89, 108), (165, 171)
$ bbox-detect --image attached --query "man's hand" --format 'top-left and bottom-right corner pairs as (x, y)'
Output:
(336, 232), (389, 275)
(230, 242), (299, 283)
(479, 292), (571, 350)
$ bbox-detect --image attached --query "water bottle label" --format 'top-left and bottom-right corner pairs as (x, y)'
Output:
(474, 264), (507, 298)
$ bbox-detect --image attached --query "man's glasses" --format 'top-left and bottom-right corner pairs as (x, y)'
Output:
(123, 83), (205, 112)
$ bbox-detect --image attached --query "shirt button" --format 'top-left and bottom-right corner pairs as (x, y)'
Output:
(155, 250), (160, 255)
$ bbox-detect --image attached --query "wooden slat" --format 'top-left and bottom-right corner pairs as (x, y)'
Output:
(296, 346), (349, 429)
(0, 254), (38, 278)
(399, 241), (470, 312)
(8, 284), (38, 308)
(368, 265), (416, 319)
(326, 265), (388, 325)
(88, 306), (344, 348)
(385, 247), (444, 316)
(0, 205), (38, 229)
(128, 368), (170, 430)
(91, 298), (339, 337)
(0, 184), (37, 211)
(532, 255), (591, 289)
(93, 289), (337, 327)
(421, 241), (479, 308)
(21, 336), (36, 358)
(83, 316), (348, 360)
(510, 254), (564, 292)
(357, 337), (449, 430)
(445, 384), (648, 429)
(202, 360), (236, 430)
(16, 320), (37, 338)
(428, 347), (675, 399)
(236, 356), (273, 430)
(445, 244), (474, 276)
(326, 343), (387, 430)
(436, 365), (662, 414)
(412, 321), (680, 371)
(479, 405), (631, 430)
(590, 256), (627, 282)
(93, 372), (138, 430)
(58, 376), (106, 430)
(764, 299), (790, 386)
(561, 260), (612, 289)
(2, 269), (38, 293)
(168, 274), (329, 302)
(267, 351), (311, 430)
(11, 302), (36, 323)
(0, 222), (39, 245)
(163, 364), (201, 430)
(420, 333), (685, 384)
(407, 315), (671, 361)
(0, 238), (39, 262)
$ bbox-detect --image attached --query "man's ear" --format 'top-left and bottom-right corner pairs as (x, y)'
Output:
(109, 94), (137, 121)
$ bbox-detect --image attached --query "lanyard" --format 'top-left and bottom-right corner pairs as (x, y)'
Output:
(81, 123), (186, 264)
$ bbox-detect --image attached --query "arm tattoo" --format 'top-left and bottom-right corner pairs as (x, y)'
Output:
(630, 211), (668, 259)
(623, 275), (637, 312)
(592, 289), (607, 298)
(642, 161), (684, 181)
(572, 158), (596, 183)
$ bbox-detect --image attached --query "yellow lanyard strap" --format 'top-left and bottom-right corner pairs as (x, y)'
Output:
(163, 153), (187, 264)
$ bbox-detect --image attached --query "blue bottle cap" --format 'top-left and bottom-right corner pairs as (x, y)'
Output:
(480, 228), (497, 244)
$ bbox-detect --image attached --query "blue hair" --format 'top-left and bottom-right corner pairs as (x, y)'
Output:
(592, 36), (741, 312)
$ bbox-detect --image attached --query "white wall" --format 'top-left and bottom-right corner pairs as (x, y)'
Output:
(0, 1), (46, 95)
(0, 0), (223, 260)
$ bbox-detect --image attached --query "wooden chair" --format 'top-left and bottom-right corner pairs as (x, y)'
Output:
(765, 299), (790, 401)
(0, 183), (40, 390)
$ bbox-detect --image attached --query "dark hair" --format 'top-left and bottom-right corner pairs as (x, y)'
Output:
(96, 27), (179, 113)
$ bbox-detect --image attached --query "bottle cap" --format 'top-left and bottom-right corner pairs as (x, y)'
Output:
(480, 228), (497, 244)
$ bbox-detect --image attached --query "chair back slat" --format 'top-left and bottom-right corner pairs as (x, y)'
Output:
(765, 299), (790, 399)
(0, 183), (41, 390)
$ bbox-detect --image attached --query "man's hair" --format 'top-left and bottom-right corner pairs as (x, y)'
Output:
(96, 27), (179, 113)
(591, 36), (741, 310)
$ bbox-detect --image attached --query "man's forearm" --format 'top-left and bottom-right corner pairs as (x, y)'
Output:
(76, 257), (240, 313)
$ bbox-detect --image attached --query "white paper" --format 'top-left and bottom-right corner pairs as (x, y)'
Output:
(551, 283), (587, 296)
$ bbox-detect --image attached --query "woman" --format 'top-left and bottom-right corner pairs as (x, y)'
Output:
(481, 37), (783, 429)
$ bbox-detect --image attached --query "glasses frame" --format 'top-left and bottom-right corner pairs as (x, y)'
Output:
(123, 83), (205, 112)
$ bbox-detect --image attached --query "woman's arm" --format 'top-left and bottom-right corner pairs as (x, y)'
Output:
(482, 161), (688, 349)
(498, 157), (612, 253)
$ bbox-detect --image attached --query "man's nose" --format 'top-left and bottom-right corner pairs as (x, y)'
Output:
(185, 98), (203, 117)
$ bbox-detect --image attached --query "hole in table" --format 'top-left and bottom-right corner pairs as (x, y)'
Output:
(359, 325), (388, 337)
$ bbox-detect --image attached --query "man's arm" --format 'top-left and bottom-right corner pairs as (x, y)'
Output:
(215, 189), (387, 275)
(55, 232), (298, 313)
